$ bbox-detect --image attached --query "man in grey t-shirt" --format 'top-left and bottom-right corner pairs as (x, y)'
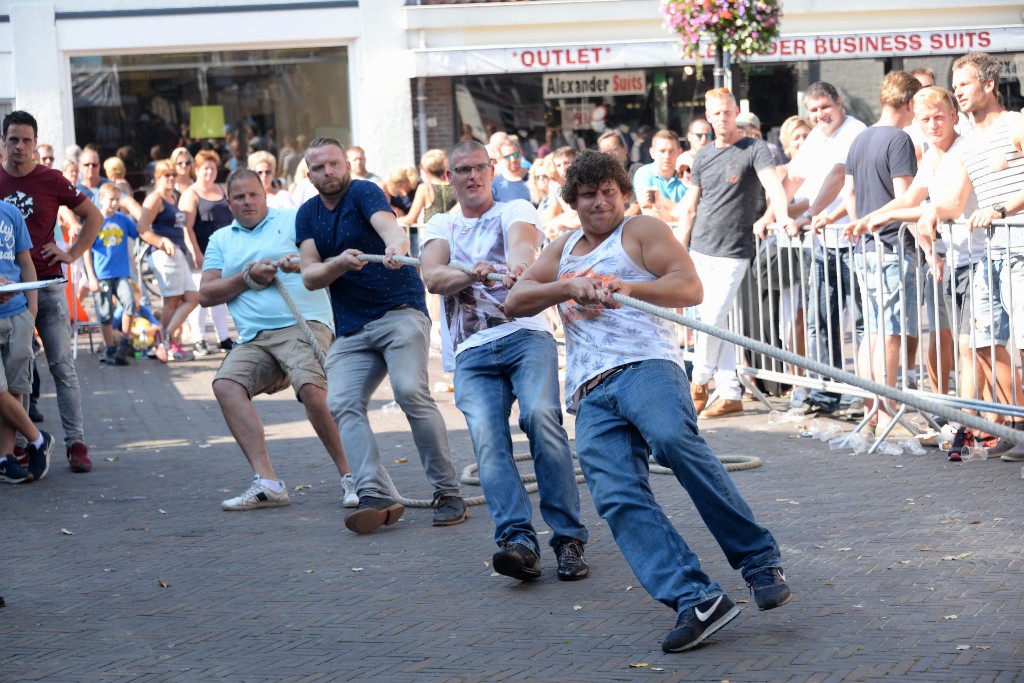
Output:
(678, 89), (794, 418)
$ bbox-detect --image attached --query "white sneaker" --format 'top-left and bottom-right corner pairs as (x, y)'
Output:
(341, 473), (360, 508)
(221, 476), (290, 511)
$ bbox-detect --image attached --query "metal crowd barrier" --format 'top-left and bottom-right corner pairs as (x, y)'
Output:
(732, 220), (1024, 446)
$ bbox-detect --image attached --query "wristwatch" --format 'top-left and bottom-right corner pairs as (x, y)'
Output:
(993, 204), (1007, 219)
(801, 210), (813, 220)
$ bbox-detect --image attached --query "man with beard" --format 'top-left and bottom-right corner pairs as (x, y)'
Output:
(296, 137), (467, 534)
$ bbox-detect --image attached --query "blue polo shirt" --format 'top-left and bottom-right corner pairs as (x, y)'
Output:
(294, 179), (428, 336)
(632, 163), (687, 203)
(204, 207), (334, 344)
(0, 200), (33, 318)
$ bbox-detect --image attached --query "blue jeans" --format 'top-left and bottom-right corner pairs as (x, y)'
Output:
(454, 329), (586, 556)
(808, 246), (862, 411)
(324, 307), (460, 499)
(36, 284), (85, 447)
(574, 359), (781, 613)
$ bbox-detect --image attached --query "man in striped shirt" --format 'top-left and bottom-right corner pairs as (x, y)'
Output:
(920, 51), (1024, 460)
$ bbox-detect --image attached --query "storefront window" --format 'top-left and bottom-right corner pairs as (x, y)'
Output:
(70, 47), (350, 181)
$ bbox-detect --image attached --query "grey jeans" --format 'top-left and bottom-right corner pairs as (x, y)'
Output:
(324, 307), (459, 499)
(36, 284), (85, 447)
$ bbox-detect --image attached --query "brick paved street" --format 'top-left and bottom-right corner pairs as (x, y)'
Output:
(2, 340), (1022, 682)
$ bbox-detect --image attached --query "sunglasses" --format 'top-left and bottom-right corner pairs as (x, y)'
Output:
(503, 152), (521, 161)
(691, 132), (714, 140)
(451, 162), (491, 176)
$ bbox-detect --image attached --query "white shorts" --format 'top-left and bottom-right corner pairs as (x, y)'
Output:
(148, 248), (197, 298)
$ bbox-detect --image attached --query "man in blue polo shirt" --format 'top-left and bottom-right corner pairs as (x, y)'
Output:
(296, 137), (467, 535)
(633, 129), (688, 221)
(200, 169), (358, 512)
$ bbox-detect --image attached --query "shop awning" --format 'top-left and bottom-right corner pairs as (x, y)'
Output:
(414, 26), (1024, 77)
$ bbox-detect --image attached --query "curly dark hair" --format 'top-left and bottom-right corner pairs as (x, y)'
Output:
(559, 150), (633, 205)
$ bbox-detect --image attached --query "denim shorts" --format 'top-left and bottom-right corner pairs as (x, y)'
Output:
(855, 250), (918, 336)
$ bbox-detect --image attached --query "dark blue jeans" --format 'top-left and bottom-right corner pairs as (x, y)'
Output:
(575, 359), (782, 613)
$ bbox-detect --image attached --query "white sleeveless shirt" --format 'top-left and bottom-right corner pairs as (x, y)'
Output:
(557, 218), (684, 413)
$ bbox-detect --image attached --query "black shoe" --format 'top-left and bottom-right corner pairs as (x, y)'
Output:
(344, 495), (404, 534)
(218, 338), (235, 353)
(746, 567), (792, 610)
(28, 403), (43, 423)
(555, 540), (589, 581)
(431, 493), (468, 527)
(948, 426), (972, 462)
(26, 431), (55, 482)
(662, 594), (740, 653)
(492, 543), (541, 581)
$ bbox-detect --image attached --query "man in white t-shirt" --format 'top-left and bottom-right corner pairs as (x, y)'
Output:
(420, 140), (589, 583)
(784, 82), (867, 414)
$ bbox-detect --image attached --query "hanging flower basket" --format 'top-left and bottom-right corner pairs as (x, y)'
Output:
(661, 0), (783, 68)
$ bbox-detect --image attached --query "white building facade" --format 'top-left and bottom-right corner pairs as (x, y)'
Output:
(0, 0), (1021, 171)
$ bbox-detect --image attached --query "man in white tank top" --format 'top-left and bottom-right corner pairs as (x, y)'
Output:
(420, 141), (590, 582)
(506, 150), (790, 654)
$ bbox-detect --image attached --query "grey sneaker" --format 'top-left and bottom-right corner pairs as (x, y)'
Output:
(221, 476), (290, 511)
(432, 493), (468, 527)
(341, 473), (359, 508)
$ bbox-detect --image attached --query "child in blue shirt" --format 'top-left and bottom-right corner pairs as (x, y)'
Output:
(0, 200), (56, 483)
(83, 184), (139, 366)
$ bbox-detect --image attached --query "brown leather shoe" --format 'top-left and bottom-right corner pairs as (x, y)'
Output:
(690, 383), (709, 413)
(700, 398), (743, 419)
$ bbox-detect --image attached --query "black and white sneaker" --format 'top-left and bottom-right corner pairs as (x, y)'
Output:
(221, 476), (290, 511)
(0, 454), (31, 484)
(662, 594), (741, 653)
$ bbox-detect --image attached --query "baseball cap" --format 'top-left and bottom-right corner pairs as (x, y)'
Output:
(736, 112), (761, 129)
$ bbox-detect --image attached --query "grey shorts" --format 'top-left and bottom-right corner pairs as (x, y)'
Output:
(213, 322), (333, 398)
(92, 277), (137, 325)
(0, 309), (35, 395)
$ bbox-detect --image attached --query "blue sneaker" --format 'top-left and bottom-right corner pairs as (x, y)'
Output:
(0, 454), (31, 483)
(662, 594), (740, 653)
(746, 567), (792, 610)
(26, 431), (55, 482)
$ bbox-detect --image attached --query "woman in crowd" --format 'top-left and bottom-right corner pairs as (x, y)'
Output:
(398, 149), (456, 226)
(169, 147), (197, 199)
(527, 156), (553, 213)
(179, 150), (235, 355)
(248, 150), (297, 209)
(137, 159), (200, 363)
(103, 156), (143, 220)
(384, 166), (418, 218)
(289, 158), (318, 205)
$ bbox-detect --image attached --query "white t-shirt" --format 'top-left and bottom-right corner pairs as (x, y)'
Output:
(917, 136), (983, 268)
(789, 116), (867, 248)
(421, 199), (551, 371)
